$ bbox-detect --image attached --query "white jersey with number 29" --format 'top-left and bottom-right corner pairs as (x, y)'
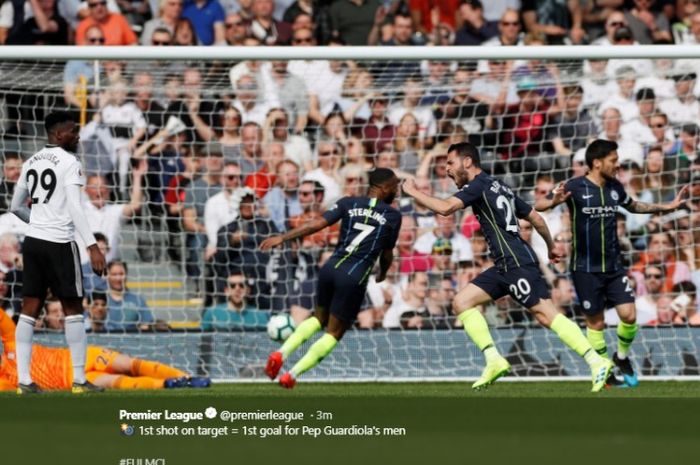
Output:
(16, 145), (85, 243)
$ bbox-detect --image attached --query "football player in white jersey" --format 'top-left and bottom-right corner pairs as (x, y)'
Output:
(10, 111), (107, 394)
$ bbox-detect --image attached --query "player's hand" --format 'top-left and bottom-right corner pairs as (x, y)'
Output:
(259, 236), (284, 251)
(548, 248), (563, 264)
(670, 185), (690, 210)
(402, 178), (418, 197)
(88, 244), (106, 276)
(551, 182), (571, 205)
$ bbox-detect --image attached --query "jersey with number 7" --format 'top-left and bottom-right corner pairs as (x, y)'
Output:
(453, 172), (539, 273)
(15, 144), (85, 243)
(322, 196), (402, 284)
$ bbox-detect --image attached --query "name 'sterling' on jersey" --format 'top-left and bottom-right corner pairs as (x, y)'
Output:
(346, 207), (388, 225)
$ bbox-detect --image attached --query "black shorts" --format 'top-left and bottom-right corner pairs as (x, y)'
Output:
(317, 263), (367, 323)
(472, 264), (551, 309)
(22, 236), (84, 299)
(571, 269), (635, 315)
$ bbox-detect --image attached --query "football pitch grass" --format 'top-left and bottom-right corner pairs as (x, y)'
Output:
(2, 381), (699, 465)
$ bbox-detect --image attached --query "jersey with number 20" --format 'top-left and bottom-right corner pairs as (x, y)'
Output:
(453, 172), (538, 272)
(322, 196), (402, 284)
(16, 145), (85, 243)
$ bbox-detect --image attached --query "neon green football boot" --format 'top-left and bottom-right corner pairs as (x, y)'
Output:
(590, 358), (614, 393)
(472, 356), (511, 390)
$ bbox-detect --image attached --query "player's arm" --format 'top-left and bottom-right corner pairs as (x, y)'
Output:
(525, 208), (562, 264)
(9, 184), (31, 223)
(259, 217), (329, 251)
(624, 185), (689, 213)
(376, 248), (393, 283)
(402, 178), (464, 216)
(66, 184), (106, 275)
(534, 182), (571, 211)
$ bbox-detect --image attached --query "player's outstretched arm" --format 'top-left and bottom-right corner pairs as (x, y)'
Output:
(534, 182), (571, 211)
(259, 217), (329, 251)
(526, 209), (562, 263)
(376, 248), (393, 283)
(9, 185), (31, 223)
(625, 185), (690, 214)
(402, 178), (464, 216)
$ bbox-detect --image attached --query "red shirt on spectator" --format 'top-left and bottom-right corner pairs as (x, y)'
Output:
(400, 251), (432, 273)
(76, 13), (138, 45)
(409, 0), (460, 33)
(245, 168), (277, 199)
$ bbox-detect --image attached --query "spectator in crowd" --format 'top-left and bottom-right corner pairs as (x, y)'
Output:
(245, 141), (283, 198)
(675, 4), (700, 44)
(398, 176), (436, 235)
(83, 233), (110, 296)
(168, 67), (223, 143)
(224, 12), (250, 45)
(529, 175), (564, 264)
(618, 264), (667, 326)
(182, 0), (225, 45)
(623, 0), (671, 44)
(105, 260), (156, 331)
(117, 0), (151, 29)
(546, 230), (572, 281)
(173, 16), (199, 44)
(620, 87), (661, 147)
(634, 232), (692, 293)
(303, 139), (342, 207)
(263, 159), (302, 232)
(76, 0), (138, 45)
(410, 0), (460, 36)
(670, 281), (700, 325)
(659, 67), (700, 126)
(201, 270), (268, 330)
(470, 60), (518, 111)
(328, 0), (382, 45)
(666, 123), (699, 185)
(182, 151), (223, 287)
(643, 146), (676, 203)
(283, 0), (313, 25)
(4, 0), (69, 45)
(397, 215), (431, 274)
(383, 271), (429, 328)
(599, 65), (640, 123)
(0, 153), (21, 214)
(216, 105), (242, 148)
(141, 0), (184, 44)
(597, 106), (644, 166)
(592, 9), (629, 45)
(580, 59), (618, 109)
(0, 233), (21, 314)
(370, 10), (418, 46)
(288, 180), (339, 248)
(231, 74), (274, 127)
(338, 163), (366, 198)
(392, 113), (423, 172)
(551, 276), (576, 317)
(414, 212), (473, 265)
(260, 62), (309, 134)
(643, 111), (674, 154)
(39, 299), (65, 331)
(303, 42), (349, 124)
(263, 108), (312, 171)
(428, 237), (456, 281)
(388, 77), (436, 148)
(249, 0), (292, 45)
(79, 161), (146, 263)
(164, 146), (202, 263)
(204, 163), (245, 261)
(455, 0), (498, 45)
(358, 94), (395, 155)
(547, 84), (596, 162)
(227, 121), (264, 176)
(426, 275), (455, 324)
(85, 292), (109, 333)
(481, 8), (522, 47)
(62, 26), (104, 111)
(521, 0), (585, 44)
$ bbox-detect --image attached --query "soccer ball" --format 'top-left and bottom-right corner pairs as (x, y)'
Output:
(267, 314), (295, 342)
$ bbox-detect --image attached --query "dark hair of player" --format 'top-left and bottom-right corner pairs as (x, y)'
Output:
(44, 111), (76, 134)
(447, 142), (481, 168)
(368, 167), (396, 187)
(585, 139), (618, 168)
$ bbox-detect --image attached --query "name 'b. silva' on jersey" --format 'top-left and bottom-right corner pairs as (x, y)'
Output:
(322, 196), (402, 284)
(453, 172), (538, 272)
(563, 176), (631, 273)
(15, 145), (85, 243)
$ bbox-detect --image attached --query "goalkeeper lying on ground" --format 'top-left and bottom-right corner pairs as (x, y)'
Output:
(0, 309), (210, 391)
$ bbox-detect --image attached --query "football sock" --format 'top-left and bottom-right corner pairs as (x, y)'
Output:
(586, 327), (608, 358)
(289, 333), (338, 378)
(64, 314), (87, 384)
(15, 315), (36, 385)
(550, 314), (598, 362)
(458, 308), (501, 362)
(131, 358), (187, 379)
(113, 375), (165, 389)
(279, 316), (321, 360)
(616, 321), (638, 359)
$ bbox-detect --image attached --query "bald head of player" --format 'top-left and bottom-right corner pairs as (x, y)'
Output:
(45, 111), (80, 153)
(445, 142), (482, 188)
(585, 139), (619, 181)
(367, 168), (400, 204)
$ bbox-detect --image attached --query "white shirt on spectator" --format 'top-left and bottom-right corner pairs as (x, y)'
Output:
(580, 76), (618, 109)
(597, 132), (644, 166)
(101, 103), (147, 135)
(413, 231), (474, 263)
(658, 97), (700, 125)
(302, 169), (341, 208)
(620, 119), (658, 146)
(0, 212), (28, 240)
(470, 77), (519, 106)
(598, 95), (639, 123)
(231, 99), (274, 127)
(387, 105), (436, 141)
(288, 60), (346, 117)
(77, 201), (124, 263)
(203, 190), (240, 249)
(634, 77), (675, 100)
(282, 135), (312, 173)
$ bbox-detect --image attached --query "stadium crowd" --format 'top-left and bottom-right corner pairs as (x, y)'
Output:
(0, 0), (699, 332)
